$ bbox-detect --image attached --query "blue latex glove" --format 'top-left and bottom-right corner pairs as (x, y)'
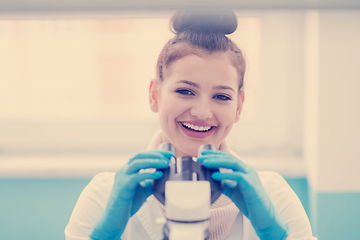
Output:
(198, 150), (290, 240)
(89, 150), (173, 240)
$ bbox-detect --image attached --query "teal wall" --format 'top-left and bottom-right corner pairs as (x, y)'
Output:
(309, 188), (360, 240)
(0, 179), (90, 240)
(285, 178), (310, 216)
(0, 177), (310, 240)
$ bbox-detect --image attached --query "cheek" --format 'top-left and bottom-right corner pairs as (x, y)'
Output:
(157, 100), (186, 128)
(216, 104), (238, 124)
(160, 96), (189, 116)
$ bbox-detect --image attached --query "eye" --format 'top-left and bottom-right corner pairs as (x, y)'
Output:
(176, 89), (195, 96)
(214, 94), (232, 101)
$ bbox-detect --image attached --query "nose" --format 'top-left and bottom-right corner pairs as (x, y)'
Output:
(190, 98), (213, 120)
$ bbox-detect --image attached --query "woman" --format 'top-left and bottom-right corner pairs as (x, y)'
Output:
(65, 9), (316, 240)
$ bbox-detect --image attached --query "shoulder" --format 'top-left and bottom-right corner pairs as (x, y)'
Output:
(72, 171), (116, 210)
(71, 172), (117, 218)
(82, 172), (116, 204)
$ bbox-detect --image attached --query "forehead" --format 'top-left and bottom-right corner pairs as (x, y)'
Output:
(163, 53), (239, 86)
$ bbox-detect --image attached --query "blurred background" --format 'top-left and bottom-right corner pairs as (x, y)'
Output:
(0, 1), (359, 239)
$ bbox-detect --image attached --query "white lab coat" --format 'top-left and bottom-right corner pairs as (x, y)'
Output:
(65, 171), (316, 240)
(65, 132), (316, 239)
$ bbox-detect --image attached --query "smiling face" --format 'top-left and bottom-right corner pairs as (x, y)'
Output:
(149, 53), (244, 157)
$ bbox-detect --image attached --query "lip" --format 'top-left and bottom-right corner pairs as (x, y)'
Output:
(178, 121), (216, 139)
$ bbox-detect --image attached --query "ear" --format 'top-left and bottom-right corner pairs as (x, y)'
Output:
(149, 79), (159, 113)
(234, 90), (245, 123)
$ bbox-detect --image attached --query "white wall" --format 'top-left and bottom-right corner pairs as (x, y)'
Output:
(305, 10), (360, 192)
(0, 11), (309, 177)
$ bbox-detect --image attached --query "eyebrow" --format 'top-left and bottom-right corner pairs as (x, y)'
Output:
(213, 85), (235, 92)
(176, 80), (200, 88)
(176, 80), (234, 92)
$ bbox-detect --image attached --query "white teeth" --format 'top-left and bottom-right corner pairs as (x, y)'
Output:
(181, 122), (212, 131)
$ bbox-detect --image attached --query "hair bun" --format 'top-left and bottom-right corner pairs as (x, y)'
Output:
(171, 9), (238, 35)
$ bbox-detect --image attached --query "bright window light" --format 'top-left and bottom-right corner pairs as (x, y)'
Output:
(0, 11), (304, 169)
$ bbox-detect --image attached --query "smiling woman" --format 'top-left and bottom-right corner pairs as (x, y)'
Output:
(63, 9), (315, 240)
(0, 7), (359, 240)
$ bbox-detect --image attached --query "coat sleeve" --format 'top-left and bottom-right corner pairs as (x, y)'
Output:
(260, 171), (317, 240)
(64, 172), (115, 240)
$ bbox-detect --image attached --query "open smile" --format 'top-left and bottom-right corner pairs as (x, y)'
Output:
(179, 121), (217, 139)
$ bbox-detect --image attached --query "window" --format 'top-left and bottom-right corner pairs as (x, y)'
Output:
(0, 11), (305, 177)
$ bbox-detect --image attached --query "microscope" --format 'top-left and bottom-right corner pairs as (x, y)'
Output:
(152, 143), (222, 240)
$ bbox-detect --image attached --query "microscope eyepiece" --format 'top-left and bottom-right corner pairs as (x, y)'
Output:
(158, 143), (176, 154)
(198, 144), (216, 156)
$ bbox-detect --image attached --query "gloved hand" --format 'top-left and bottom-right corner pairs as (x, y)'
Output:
(198, 150), (290, 240)
(89, 150), (173, 240)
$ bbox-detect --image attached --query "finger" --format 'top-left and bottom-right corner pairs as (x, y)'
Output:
(129, 151), (174, 163)
(200, 156), (249, 172)
(212, 172), (255, 191)
(212, 171), (245, 182)
(212, 172), (266, 205)
(126, 159), (169, 174)
(198, 151), (249, 170)
(125, 171), (164, 190)
(197, 150), (223, 162)
(199, 149), (219, 156)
